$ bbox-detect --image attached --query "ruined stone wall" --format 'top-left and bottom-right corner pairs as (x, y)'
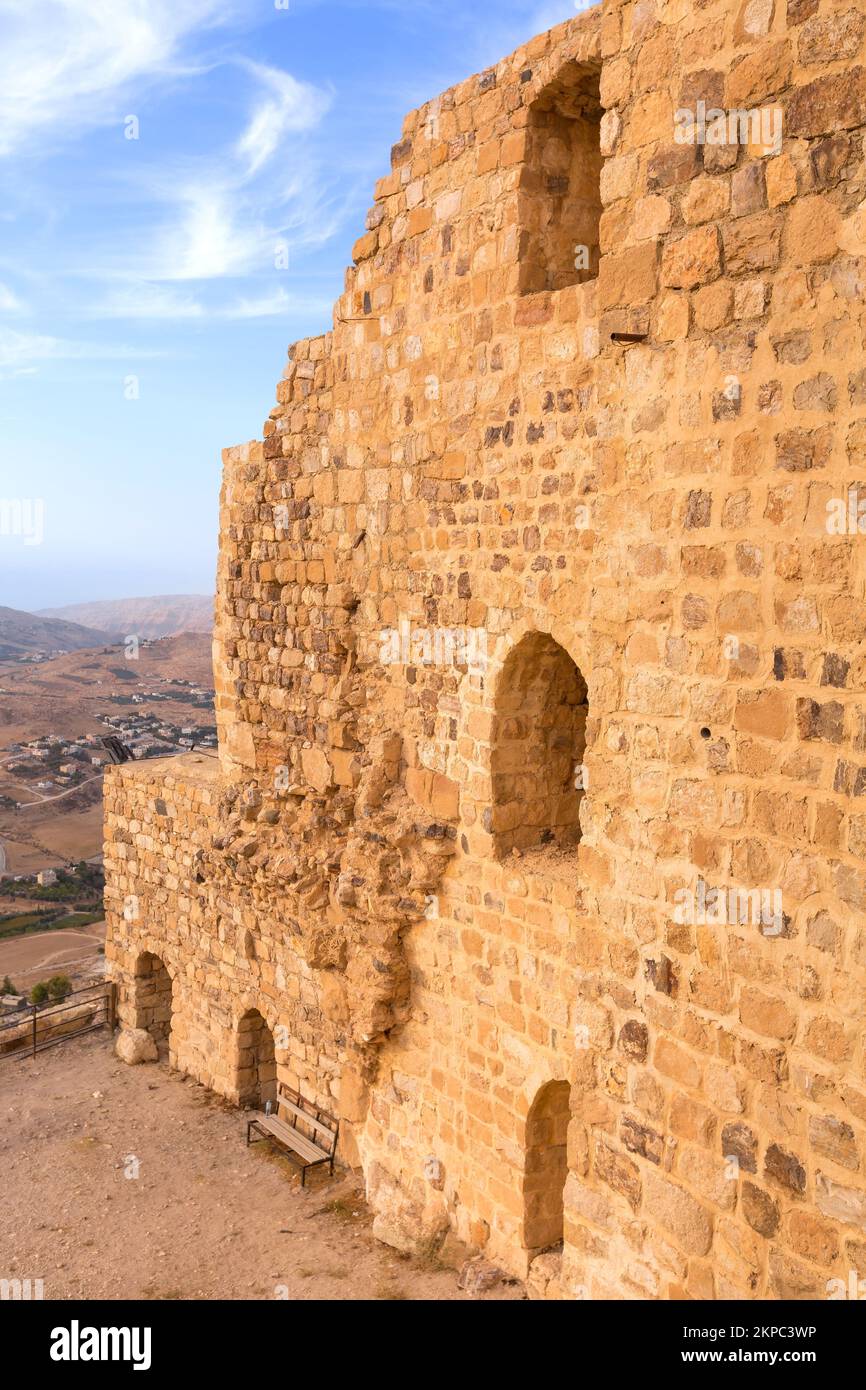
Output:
(105, 0), (866, 1300)
(104, 759), (347, 1112)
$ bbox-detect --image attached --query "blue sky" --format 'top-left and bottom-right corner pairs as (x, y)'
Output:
(0, 0), (583, 612)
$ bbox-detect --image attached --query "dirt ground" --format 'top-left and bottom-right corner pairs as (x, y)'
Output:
(0, 1033), (525, 1302)
(0, 799), (106, 875)
(0, 922), (105, 982)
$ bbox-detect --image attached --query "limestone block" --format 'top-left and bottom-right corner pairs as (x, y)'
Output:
(115, 1028), (158, 1066)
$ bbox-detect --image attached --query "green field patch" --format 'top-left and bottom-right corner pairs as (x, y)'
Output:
(0, 909), (65, 939)
(58, 912), (104, 930)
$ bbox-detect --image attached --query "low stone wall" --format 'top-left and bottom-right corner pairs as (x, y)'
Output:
(104, 756), (359, 1150)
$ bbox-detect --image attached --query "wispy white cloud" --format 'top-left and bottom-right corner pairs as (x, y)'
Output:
(234, 60), (332, 178)
(19, 33), (338, 300)
(0, 281), (26, 312)
(85, 280), (333, 323)
(89, 282), (206, 319)
(0, 325), (163, 378)
(137, 58), (335, 284)
(0, 1), (372, 339)
(223, 286), (332, 320)
(152, 187), (260, 282)
(0, 0), (248, 157)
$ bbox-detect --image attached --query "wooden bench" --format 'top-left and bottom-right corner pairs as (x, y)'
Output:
(246, 1084), (338, 1187)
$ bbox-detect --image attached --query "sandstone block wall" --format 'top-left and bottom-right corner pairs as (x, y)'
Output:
(105, 0), (866, 1300)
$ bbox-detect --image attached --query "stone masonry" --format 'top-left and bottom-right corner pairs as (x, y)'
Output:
(105, 0), (866, 1299)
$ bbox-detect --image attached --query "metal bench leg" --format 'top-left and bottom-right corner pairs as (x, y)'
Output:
(301, 1165), (306, 1188)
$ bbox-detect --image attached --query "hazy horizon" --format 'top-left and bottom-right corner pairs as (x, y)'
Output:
(34, 591), (214, 616)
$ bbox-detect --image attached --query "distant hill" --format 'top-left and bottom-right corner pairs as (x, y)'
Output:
(135, 630), (214, 681)
(31, 629), (215, 687)
(0, 606), (112, 660)
(0, 628), (213, 742)
(37, 595), (214, 640)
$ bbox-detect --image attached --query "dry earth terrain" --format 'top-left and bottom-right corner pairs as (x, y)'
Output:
(0, 1033), (525, 1301)
(0, 920), (105, 984)
(0, 632), (214, 873)
(0, 631), (214, 745)
(0, 805), (107, 877)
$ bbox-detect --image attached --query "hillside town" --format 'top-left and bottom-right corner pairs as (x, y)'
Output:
(1, 679), (217, 802)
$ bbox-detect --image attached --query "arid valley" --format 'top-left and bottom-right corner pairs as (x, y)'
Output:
(0, 599), (213, 997)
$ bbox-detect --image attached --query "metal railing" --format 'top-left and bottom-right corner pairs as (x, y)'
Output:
(0, 980), (116, 1061)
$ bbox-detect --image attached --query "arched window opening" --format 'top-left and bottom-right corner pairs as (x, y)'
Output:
(236, 1008), (277, 1109)
(491, 632), (588, 859)
(518, 62), (602, 295)
(132, 951), (173, 1055)
(523, 1080), (571, 1253)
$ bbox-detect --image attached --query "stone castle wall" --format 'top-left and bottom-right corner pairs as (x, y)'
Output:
(105, 0), (866, 1299)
